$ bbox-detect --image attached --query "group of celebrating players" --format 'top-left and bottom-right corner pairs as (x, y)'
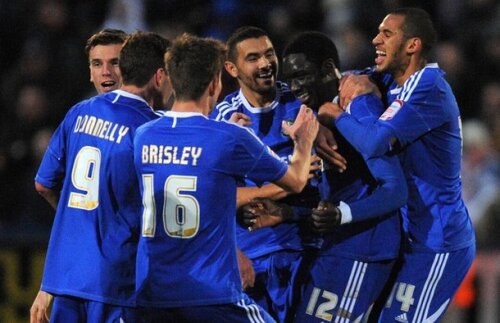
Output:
(30, 6), (475, 323)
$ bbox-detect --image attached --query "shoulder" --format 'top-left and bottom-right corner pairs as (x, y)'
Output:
(216, 119), (261, 141)
(62, 96), (98, 122)
(399, 64), (444, 101)
(135, 117), (164, 138)
(276, 81), (299, 104)
(211, 90), (243, 120)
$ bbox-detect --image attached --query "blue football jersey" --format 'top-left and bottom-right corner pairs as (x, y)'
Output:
(35, 90), (159, 306)
(319, 94), (406, 261)
(211, 81), (320, 258)
(133, 111), (288, 307)
(336, 64), (475, 252)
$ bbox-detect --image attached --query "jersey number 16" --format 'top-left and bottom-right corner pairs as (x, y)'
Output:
(141, 174), (200, 239)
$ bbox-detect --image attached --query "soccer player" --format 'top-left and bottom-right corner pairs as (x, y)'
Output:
(210, 26), (324, 322)
(319, 8), (476, 322)
(29, 31), (171, 323)
(29, 28), (128, 321)
(248, 31), (406, 322)
(133, 33), (318, 322)
(85, 28), (127, 94)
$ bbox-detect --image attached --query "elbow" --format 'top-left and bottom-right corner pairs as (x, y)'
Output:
(35, 181), (48, 195)
(360, 139), (388, 158)
(290, 181), (306, 194)
(378, 180), (408, 211)
(35, 181), (54, 200)
(282, 177), (307, 195)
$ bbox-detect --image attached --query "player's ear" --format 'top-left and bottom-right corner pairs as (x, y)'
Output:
(321, 58), (340, 84)
(208, 75), (220, 97)
(224, 61), (238, 78)
(154, 67), (166, 87)
(406, 37), (421, 55)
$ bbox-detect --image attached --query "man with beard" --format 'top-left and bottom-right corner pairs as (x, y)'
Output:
(319, 8), (475, 322)
(280, 31), (407, 322)
(133, 33), (319, 322)
(210, 26), (323, 322)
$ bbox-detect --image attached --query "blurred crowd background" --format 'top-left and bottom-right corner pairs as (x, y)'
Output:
(0, 0), (498, 320)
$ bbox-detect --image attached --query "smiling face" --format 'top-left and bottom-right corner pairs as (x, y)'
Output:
(88, 43), (123, 94)
(225, 36), (278, 100)
(372, 14), (411, 78)
(282, 53), (338, 111)
(282, 53), (322, 109)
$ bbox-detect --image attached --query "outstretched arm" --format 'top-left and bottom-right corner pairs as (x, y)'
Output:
(274, 105), (319, 193)
(237, 198), (294, 231)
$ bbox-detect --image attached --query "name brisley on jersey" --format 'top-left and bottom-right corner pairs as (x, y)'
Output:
(141, 145), (202, 166)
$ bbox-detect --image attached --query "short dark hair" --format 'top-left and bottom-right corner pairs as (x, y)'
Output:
(226, 26), (269, 63)
(390, 7), (437, 57)
(282, 31), (340, 70)
(166, 33), (226, 101)
(84, 28), (127, 58)
(119, 31), (171, 87)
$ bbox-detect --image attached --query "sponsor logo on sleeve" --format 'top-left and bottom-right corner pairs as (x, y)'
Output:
(380, 99), (403, 121)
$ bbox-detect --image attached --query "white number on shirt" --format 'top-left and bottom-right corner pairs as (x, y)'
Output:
(385, 282), (415, 312)
(305, 287), (338, 321)
(141, 175), (200, 239)
(68, 146), (101, 210)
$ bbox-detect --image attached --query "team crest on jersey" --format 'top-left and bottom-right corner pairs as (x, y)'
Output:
(281, 120), (294, 136)
(380, 99), (403, 121)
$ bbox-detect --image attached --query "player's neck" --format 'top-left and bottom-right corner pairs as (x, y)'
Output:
(171, 100), (209, 116)
(120, 84), (155, 107)
(394, 56), (427, 86)
(240, 86), (275, 108)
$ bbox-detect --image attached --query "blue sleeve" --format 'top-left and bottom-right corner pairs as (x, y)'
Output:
(336, 68), (450, 158)
(337, 94), (408, 222)
(210, 100), (235, 121)
(35, 120), (68, 189)
(335, 94), (395, 157)
(385, 72), (452, 146)
(348, 154), (407, 222)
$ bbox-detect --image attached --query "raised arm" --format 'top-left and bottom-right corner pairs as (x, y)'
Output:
(274, 105), (319, 193)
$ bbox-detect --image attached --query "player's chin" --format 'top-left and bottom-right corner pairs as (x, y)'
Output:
(257, 79), (275, 91)
(374, 63), (389, 73)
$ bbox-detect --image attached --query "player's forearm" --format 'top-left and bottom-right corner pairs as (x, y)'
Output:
(336, 113), (393, 158)
(279, 139), (314, 193)
(343, 157), (408, 223)
(236, 184), (288, 208)
(277, 106), (318, 193)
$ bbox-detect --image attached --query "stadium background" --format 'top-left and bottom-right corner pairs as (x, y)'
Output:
(0, 0), (498, 322)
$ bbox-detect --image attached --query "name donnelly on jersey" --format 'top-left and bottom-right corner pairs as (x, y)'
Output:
(142, 145), (202, 166)
(74, 115), (129, 144)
